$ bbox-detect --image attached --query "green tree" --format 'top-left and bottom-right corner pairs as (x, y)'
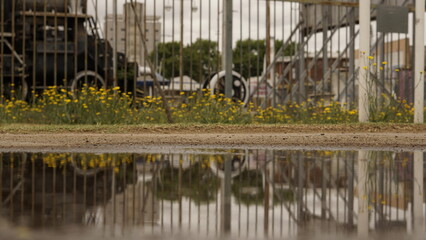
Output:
(152, 39), (220, 83)
(233, 39), (297, 79)
(152, 41), (180, 80)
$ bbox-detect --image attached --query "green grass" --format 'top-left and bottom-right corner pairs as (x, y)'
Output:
(0, 86), (423, 126)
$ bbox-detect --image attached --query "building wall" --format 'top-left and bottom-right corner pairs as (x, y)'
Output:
(105, 2), (161, 67)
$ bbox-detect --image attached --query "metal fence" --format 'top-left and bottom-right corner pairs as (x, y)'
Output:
(0, 149), (424, 238)
(0, 0), (419, 108)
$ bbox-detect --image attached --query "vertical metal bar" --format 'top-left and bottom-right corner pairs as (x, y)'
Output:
(223, 0), (233, 99)
(95, 0), (100, 91)
(348, 151), (354, 226)
(271, 150), (276, 236)
(62, 155), (67, 224)
(11, 0), (16, 97)
(64, 0), (69, 91)
(221, 154), (232, 234)
(255, 151), (259, 236)
(73, 155), (77, 222)
(22, 0), (27, 98)
(171, 0), (175, 95)
(189, 0), (194, 92)
(9, 153), (14, 220)
(337, 6), (341, 102)
(52, 158), (56, 227)
(321, 156), (326, 219)
(42, 155), (46, 227)
(272, 0), (277, 109)
(32, 0), (37, 103)
(178, 155), (182, 227)
(238, 152), (242, 236)
(298, 4), (305, 104)
(0, 153), (4, 212)
(113, 0), (118, 87)
(358, 0), (371, 122)
(20, 154), (25, 221)
(0, 0), (4, 101)
(265, 0), (271, 105)
(197, 0), (202, 86)
(216, 0), (220, 80)
(413, 151), (424, 231)
(358, 150), (369, 237)
(103, 0), (109, 93)
(53, 1), (58, 86)
(132, 155), (136, 225)
(248, 0), (252, 103)
(264, 152), (270, 236)
(132, 2), (137, 98)
(297, 152), (304, 221)
(322, 6), (328, 99)
(143, 0), (147, 95)
(188, 155), (192, 230)
(256, 0), (260, 104)
(179, 0), (183, 92)
(414, 0), (425, 123)
(31, 155), (35, 221)
(123, 158), (127, 231)
(170, 155), (174, 231)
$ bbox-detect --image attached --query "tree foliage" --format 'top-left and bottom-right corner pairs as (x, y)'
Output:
(152, 39), (220, 83)
(151, 38), (297, 83)
(233, 39), (298, 79)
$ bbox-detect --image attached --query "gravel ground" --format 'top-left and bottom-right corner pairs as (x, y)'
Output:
(0, 124), (425, 152)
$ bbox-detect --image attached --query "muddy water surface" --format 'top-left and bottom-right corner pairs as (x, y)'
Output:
(0, 148), (424, 239)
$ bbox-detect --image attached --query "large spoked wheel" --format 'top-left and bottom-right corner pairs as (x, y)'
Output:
(209, 154), (247, 179)
(203, 71), (249, 105)
(70, 71), (105, 93)
(70, 153), (103, 177)
(2, 79), (28, 101)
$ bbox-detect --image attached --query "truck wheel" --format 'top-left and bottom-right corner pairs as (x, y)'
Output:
(70, 71), (105, 93)
(203, 71), (249, 105)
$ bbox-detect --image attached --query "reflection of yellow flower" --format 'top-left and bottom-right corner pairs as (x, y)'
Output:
(368, 56), (374, 60)
(382, 61), (387, 65)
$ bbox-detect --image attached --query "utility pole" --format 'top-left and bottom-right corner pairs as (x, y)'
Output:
(414, 0), (425, 123)
(358, 0), (370, 122)
(223, 0), (233, 99)
(265, 0), (271, 79)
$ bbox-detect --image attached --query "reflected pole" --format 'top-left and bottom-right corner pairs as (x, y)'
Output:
(357, 150), (369, 237)
(413, 152), (424, 232)
(221, 155), (232, 234)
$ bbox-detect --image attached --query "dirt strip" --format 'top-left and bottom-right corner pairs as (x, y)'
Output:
(0, 124), (425, 151)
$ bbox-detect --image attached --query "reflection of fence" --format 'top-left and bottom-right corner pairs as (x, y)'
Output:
(0, 150), (423, 237)
(0, 1), (419, 109)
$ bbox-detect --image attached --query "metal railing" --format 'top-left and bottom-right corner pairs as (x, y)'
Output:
(0, 0), (417, 109)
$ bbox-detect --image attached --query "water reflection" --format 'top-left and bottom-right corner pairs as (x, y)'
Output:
(0, 150), (424, 238)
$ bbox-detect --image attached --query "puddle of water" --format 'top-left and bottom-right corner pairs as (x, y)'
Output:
(0, 149), (424, 239)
